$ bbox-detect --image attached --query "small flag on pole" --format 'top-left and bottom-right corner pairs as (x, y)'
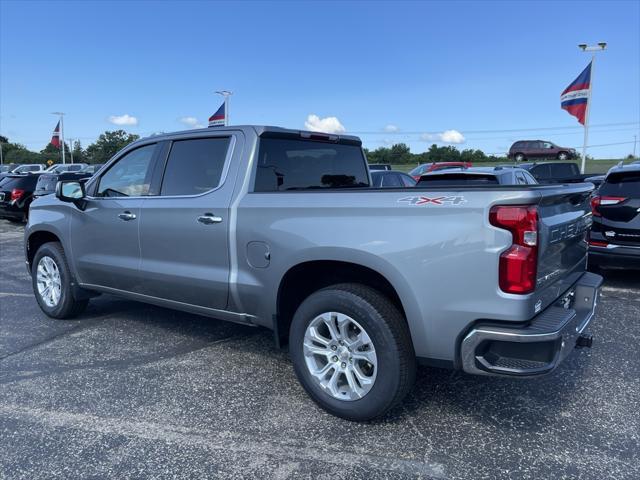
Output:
(51, 121), (61, 148)
(561, 62), (591, 125)
(208, 102), (226, 127)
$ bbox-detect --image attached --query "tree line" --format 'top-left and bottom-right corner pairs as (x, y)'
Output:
(0, 130), (140, 165)
(364, 143), (507, 165)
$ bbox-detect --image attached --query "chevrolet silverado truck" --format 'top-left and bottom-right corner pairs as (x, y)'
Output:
(25, 126), (602, 421)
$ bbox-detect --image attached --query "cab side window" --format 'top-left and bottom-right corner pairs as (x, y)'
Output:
(160, 137), (231, 196)
(97, 144), (156, 197)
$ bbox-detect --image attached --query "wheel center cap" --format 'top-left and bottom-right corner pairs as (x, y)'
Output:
(338, 347), (350, 362)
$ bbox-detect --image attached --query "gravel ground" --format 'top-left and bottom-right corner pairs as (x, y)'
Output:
(1, 219), (638, 479)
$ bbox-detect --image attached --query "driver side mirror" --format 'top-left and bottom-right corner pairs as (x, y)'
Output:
(56, 180), (86, 208)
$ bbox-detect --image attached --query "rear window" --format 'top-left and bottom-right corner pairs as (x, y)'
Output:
(1, 175), (38, 189)
(36, 174), (58, 193)
(600, 173), (640, 197)
(254, 138), (369, 191)
(551, 163), (577, 177)
(417, 174), (499, 186)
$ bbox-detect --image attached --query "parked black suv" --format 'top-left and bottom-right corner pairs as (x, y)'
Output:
(588, 164), (640, 269)
(508, 140), (576, 162)
(516, 162), (596, 184)
(34, 171), (93, 199)
(0, 173), (40, 222)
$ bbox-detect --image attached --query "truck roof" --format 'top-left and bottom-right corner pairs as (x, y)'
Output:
(139, 125), (362, 146)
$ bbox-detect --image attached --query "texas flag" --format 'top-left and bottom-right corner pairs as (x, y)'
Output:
(51, 121), (61, 148)
(561, 62), (591, 125)
(208, 102), (226, 127)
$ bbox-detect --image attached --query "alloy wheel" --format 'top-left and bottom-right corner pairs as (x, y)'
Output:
(36, 256), (62, 307)
(303, 311), (377, 401)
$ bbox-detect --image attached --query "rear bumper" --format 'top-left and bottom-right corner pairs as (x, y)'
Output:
(460, 272), (602, 377)
(589, 244), (640, 269)
(0, 204), (26, 220)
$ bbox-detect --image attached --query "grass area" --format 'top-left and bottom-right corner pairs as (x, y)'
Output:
(387, 159), (635, 175)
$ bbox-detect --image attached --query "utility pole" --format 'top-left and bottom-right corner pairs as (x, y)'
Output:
(51, 112), (66, 164)
(634, 135), (638, 160)
(215, 90), (233, 126)
(0, 140), (3, 165)
(577, 42), (606, 173)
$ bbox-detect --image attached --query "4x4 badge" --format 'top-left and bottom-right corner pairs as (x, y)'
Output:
(398, 195), (466, 206)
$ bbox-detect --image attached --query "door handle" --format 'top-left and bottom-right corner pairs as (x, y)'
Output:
(197, 213), (223, 225)
(118, 211), (137, 221)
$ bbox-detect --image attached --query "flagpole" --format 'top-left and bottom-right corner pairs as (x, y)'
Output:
(52, 112), (66, 164)
(580, 54), (594, 175)
(215, 90), (233, 127)
(578, 42), (606, 174)
(61, 114), (66, 164)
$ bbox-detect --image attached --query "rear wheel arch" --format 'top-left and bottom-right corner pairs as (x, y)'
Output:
(275, 260), (409, 348)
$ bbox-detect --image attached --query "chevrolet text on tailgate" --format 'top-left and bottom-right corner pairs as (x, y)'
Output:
(25, 126), (602, 421)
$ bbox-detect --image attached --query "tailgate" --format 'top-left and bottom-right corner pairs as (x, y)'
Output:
(535, 184), (593, 307)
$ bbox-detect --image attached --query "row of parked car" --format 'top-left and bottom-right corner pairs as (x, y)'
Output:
(0, 163), (103, 222)
(370, 161), (640, 270)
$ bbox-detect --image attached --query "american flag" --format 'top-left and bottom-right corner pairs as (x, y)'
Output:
(208, 102), (226, 127)
(51, 121), (61, 148)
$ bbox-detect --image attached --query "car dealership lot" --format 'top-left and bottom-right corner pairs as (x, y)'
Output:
(0, 219), (638, 479)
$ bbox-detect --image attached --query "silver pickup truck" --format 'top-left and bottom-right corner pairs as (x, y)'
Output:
(25, 126), (602, 421)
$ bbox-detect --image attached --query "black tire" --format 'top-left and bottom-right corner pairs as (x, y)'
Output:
(32, 242), (89, 319)
(289, 283), (416, 421)
(514, 153), (525, 162)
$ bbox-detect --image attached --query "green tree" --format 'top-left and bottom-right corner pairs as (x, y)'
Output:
(4, 144), (45, 164)
(85, 130), (140, 164)
(71, 140), (86, 163)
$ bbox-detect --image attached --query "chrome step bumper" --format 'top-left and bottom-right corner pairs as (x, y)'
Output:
(460, 272), (603, 377)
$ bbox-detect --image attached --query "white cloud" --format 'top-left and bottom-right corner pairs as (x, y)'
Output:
(304, 114), (346, 134)
(108, 114), (138, 126)
(420, 129), (465, 144)
(179, 116), (204, 128)
(384, 124), (399, 132)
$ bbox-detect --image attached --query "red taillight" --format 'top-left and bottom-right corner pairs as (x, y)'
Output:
(589, 240), (609, 247)
(10, 188), (25, 202)
(590, 196), (626, 216)
(490, 205), (538, 294)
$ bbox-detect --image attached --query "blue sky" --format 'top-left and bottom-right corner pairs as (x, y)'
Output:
(1, 0), (639, 158)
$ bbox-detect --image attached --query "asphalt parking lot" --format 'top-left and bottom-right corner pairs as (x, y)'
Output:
(0, 219), (638, 479)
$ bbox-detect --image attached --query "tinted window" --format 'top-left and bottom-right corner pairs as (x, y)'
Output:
(552, 163), (577, 177)
(370, 171), (383, 187)
(400, 173), (416, 187)
(160, 137), (230, 196)
(254, 138), (369, 191)
(417, 174), (499, 186)
(381, 173), (403, 187)
(97, 144), (156, 197)
(515, 172), (527, 185)
(530, 164), (552, 180)
(600, 173), (640, 197)
(522, 171), (537, 184)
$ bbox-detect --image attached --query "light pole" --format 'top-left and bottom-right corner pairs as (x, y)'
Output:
(577, 42), (606, 173)
(215, 90), (233, 126)
(51, 112), (66, 164)
(634, 135), (638, 160)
